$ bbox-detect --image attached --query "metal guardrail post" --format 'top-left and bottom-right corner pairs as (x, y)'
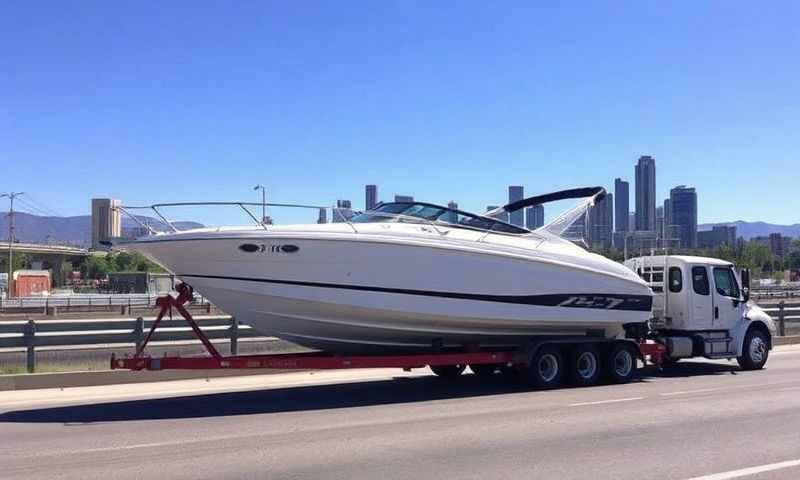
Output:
(778, 301), (786, 337)
(134, 317), (144, 351)
(25, 319), (36, 373)
(230, 317), (239, 356)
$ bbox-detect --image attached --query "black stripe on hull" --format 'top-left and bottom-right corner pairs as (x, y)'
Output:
(179, 274), (653, 312)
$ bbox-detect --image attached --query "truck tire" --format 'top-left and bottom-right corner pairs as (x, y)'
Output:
(737, 329), (769, 371)
(606, 343), (638, 384)
(569, 344), (601, 387)
(430, 364), (466, 378)
(525, 345), (564, 388)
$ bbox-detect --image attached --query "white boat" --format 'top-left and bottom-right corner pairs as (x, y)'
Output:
(117, 188), (653, 353)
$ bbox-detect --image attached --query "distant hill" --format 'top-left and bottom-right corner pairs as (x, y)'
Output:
(0, 212), (203, 247)
(699, 221), (800, 240)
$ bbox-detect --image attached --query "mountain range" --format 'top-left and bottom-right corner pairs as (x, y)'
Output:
(698, 221), (800, 240)
(0, 212), (203, 247)
(1, 212), (796, 246)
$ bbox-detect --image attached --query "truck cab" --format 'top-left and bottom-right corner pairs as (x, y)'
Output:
(625, 255), (776, 369)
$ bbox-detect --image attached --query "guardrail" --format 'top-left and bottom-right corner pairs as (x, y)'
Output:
(752, 288), (800, 300)
(0, 294), (211, 315)
(0, 315), (265, 373)
(761, 301), (800, 337)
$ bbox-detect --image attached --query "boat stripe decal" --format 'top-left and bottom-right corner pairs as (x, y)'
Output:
(178, 274), (653, 311)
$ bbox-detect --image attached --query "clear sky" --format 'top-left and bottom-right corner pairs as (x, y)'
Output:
(2, 1), (798, 225)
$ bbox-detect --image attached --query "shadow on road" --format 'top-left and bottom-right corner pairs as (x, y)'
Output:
(0, 362), (743, 424)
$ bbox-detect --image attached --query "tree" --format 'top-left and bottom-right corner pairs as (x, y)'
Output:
(81, 255), (111, 279)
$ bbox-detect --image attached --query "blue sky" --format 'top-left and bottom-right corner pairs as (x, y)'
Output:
(2, 1), (798, 225)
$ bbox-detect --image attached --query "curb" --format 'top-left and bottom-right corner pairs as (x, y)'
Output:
(774, 335), (800, 346)
(0, 368), (288, 392)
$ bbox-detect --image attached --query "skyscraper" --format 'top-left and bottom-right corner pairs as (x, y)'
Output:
(487, 206), (509, 223)
(508, 186), (524, 227)
(525, 205), (544, 230)
(656, 205), (664, 242)
(670, 185), (698, 249)
(365, 185), (378, 210)
(614, 178), (629, 233)
(332, 199), (353, 223)
(635, 155), (656, 232)
(91, 198), (121, 249)
(588, 193), (613, 249)
(445, 201), (459, 224)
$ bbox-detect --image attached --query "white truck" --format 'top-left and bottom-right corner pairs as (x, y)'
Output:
(624, 255), (776, 370)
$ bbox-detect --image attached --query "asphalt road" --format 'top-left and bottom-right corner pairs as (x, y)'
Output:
(2, 347), (800, 480)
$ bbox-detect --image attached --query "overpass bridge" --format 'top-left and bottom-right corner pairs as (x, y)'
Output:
(0, 243), (94, 288)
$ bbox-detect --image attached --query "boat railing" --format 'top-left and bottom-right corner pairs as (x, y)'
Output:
(115, 201), (535, 240)
(116, 201), (334, 234)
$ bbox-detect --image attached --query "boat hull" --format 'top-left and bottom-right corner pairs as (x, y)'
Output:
(126, 231), (653, 353)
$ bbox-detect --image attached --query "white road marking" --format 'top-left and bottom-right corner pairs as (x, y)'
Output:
(686, 458), (800, 480)
(569, 396), (644, 407)
(660, 388), (719, 396)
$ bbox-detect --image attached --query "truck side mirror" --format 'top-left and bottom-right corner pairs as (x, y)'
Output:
(741, 268), (750, 302)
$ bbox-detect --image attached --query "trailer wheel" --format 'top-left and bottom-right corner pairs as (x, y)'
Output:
(737, 328), (769, 371)
(606, 343), (638, 384)
(430, 364), (466, 378)
(525, 345), (564, 388)
(470, 364), (500, 377)
(569, 344), (601, 387)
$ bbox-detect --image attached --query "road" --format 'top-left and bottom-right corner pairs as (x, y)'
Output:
(2, 347), (800, 480)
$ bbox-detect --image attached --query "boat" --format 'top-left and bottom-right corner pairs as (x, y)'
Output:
(115, 187), (653, 353)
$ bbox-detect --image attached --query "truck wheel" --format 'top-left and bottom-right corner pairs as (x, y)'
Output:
(470, 364), (499, 377)
(606, 343), (638, 383)
(569, 344), (601, 387)
(430, 364), (466, 378)
(737, 329), (769, 370)
(525, 345), (564, 388)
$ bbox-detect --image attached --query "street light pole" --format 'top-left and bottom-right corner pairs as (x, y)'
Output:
(253, 185), (266, 224)
(1, 192), (24, 298)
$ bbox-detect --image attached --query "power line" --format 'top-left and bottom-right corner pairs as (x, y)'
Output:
(1, 192), (24, 298)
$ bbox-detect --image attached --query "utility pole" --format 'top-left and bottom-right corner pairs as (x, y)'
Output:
(253, 184), (266, 224)
(1, 192), (24, 298)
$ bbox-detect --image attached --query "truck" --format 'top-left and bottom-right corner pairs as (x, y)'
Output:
(112, 255), (777, 388)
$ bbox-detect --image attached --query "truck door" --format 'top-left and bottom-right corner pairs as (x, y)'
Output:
(711, 266), (742, 330)
(690, 265), (713, 329)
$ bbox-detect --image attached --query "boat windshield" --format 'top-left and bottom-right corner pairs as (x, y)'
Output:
(350, 202), (530, 235)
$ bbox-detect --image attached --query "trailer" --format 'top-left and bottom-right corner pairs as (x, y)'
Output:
(111, 283), (667, 388)
(112, 255), (775, 389)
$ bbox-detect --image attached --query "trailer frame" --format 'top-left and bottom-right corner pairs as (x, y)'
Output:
(111, 284), (664, 374)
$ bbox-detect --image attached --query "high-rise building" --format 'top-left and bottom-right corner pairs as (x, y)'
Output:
(698, 226), (737, 249)
(670, 185), (698, 249)
(91, 198), (121, 249)
(445, 201), (459, 224)
(508, 186), (524, 227)
(332, 199), (353, 223)
(770, 233), (786, 258)
(487, 206), (509, 223)
(588, 193), (613, 249)
(525, 205), (544, 230)
(656, 205), (664, 243)
(394, 195), (414, 203)
(635, 155), (656, 232)
(365, 185), (378, 210)
(614, 178), (629, 233)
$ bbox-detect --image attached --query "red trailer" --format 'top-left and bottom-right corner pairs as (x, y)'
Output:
(112, 284), (665, 387)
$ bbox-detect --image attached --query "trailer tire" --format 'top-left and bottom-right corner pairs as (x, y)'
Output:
(430, 364), (466, 379)
(737, 328), (769, 371)
(606, 343), (638, 384)
(569, 344), (601, 387)
(525, 345), (564, 388)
